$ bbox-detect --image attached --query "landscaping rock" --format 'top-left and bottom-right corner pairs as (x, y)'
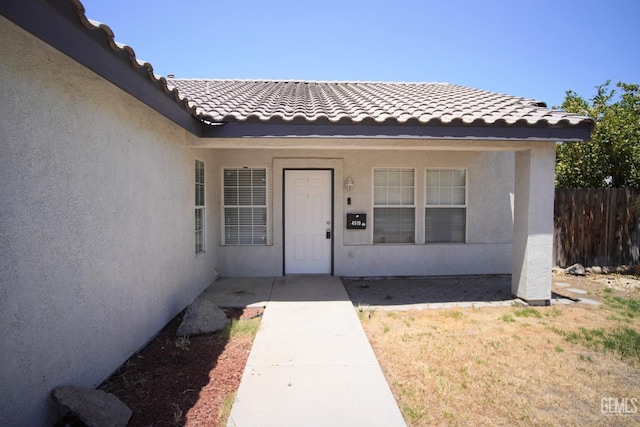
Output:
(52, 385), (132, 427)
(615, 265), (632, 274)
(565, 263), (586, 276)
(177, 297), (229, 337)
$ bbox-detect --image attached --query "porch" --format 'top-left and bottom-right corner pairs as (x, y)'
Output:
(201, 275), (519, 310)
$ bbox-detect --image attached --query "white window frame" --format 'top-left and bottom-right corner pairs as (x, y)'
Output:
(372, 168), (416, 244)
(195, 159), (205, 254)
(425, 168), (467, 244)
(222, 168), (268, 245)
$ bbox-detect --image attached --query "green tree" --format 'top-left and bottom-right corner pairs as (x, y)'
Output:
(555, 81), (640, 188)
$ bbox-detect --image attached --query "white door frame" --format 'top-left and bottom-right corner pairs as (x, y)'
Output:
(283, 169), (334, 275)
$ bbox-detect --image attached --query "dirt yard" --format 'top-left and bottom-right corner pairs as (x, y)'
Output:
(359, 272), (640, 426)
(97, 308), (262, 427)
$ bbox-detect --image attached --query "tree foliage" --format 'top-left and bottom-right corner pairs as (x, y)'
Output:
(555, 81), (640, 188)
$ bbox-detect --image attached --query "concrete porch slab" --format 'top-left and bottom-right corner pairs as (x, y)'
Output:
(200, 277), (274, 308)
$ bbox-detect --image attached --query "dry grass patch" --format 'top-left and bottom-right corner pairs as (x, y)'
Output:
(360, 286), (640, 426)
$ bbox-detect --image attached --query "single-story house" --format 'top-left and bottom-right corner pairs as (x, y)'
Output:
(0, 0), (593, 425)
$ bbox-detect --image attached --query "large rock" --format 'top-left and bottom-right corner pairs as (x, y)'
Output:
(52, 385), (132, 427)
(177, 297), (229, 337)
(565, 263), (587, 276)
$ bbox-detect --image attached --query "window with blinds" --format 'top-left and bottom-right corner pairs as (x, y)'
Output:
(195, 160), (205, 254)
(373, 168), (415, 243)
(223, 168), (267, 245)
(425, 168), (466, 243)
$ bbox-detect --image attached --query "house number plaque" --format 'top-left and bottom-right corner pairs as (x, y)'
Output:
(346, 213), (366, 229)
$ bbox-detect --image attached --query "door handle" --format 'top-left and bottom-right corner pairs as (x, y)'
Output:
(326, 229), (331, 239)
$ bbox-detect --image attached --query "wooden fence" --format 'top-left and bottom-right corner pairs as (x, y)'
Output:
(554, 188), (640, 267)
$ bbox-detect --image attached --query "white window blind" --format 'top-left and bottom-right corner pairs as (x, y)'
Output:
(223, 168), (267, 245)
(373, 168), (415, 243)
(425, 168), (466, 243)
(195, 160), (205, 254)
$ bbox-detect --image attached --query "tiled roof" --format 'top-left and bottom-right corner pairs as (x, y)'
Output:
(59, 0), (197, 116)
(3, 0), (593, 137)
(167, 79), (593, 128)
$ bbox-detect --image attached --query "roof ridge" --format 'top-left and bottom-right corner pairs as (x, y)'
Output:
(166, 78), (452, 85)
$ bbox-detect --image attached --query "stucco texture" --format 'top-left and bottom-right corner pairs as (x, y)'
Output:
(511, 145), (556, 301)
(210, 148), (516, 278)
(0, 18), (218, 426)
(0, 12), (558, 426)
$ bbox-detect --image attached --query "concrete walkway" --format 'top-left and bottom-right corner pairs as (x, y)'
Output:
(220, 276), (406, 427)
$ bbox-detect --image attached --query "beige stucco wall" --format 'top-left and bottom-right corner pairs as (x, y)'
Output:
(211, 148), (515, 277)
(0, 18), (219, 426)
(0, 11), (557, 425)
(512, 144), (556, 301)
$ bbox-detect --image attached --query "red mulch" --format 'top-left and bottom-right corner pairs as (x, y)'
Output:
(98, 308), (262, 427)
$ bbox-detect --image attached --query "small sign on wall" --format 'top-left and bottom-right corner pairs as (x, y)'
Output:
(346, 213), (367, 229)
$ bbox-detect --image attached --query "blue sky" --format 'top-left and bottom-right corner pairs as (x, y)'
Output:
(81, 0), (639, 108)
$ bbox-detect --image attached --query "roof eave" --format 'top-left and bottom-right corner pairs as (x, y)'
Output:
(1, 0), (202, 136)
(2, 0), (594, 144)
(201, 122), (593, 141)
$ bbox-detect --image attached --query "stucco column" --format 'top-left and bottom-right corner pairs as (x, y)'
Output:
(512, 142), (556, 304)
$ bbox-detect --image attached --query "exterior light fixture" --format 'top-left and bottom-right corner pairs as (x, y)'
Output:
(345, 176), (354, 192)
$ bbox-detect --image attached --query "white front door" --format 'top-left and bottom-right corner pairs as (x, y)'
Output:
(284, 170), (332, 275)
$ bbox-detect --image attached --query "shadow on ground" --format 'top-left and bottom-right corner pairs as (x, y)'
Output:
(342, 275), (515, 307)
